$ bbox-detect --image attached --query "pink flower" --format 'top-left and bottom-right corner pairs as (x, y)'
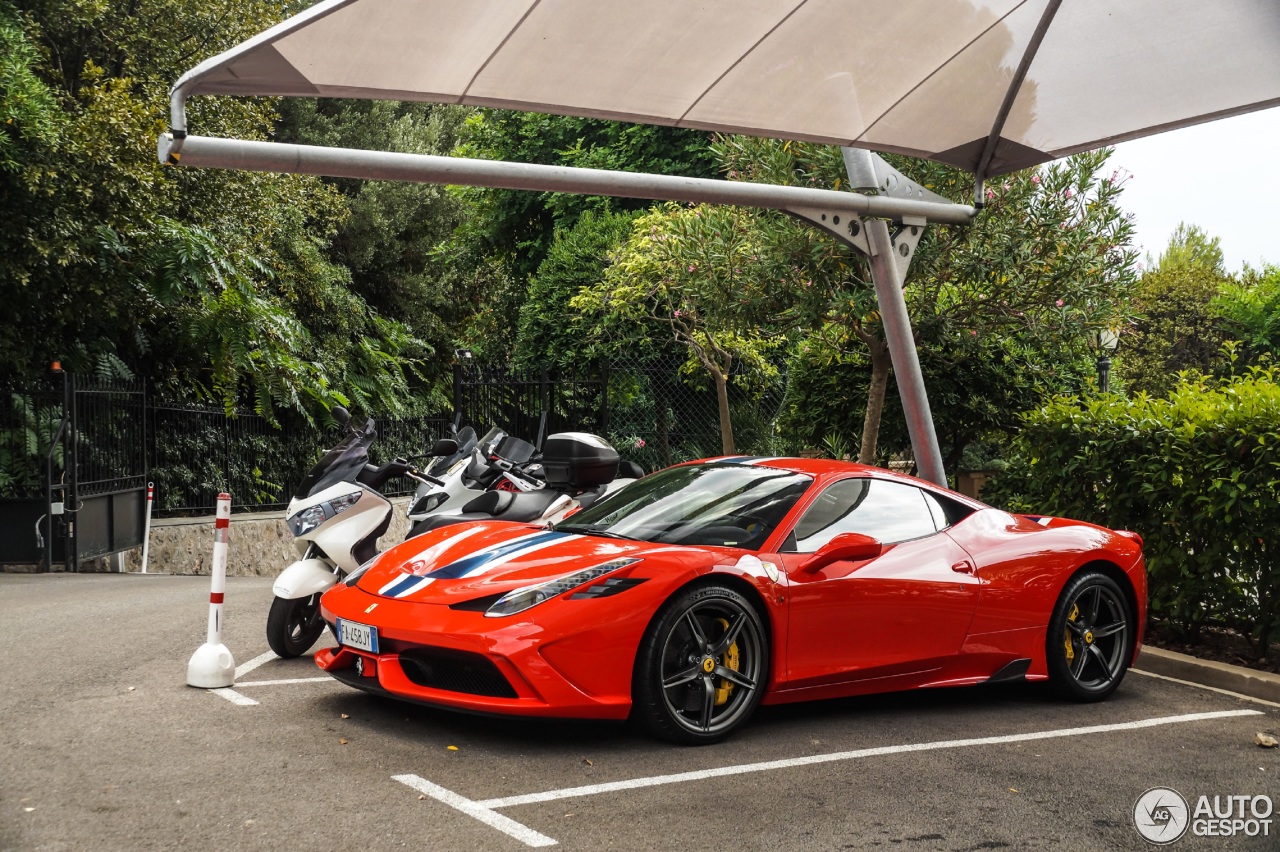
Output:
(1031, 175), (1041, 185)
(969, 330), (977, 337)
(635, 438), (646, 449)
(673, 309), (683, 318)
(1064, 188), (1074, 199)
(1055, 299), (1064, 307)
(985, 188), (995, 201)
(687, 265), (695, 272)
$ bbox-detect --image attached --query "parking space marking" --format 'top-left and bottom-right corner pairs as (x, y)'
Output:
(236, 676), (333, 687)
(393, 774), (557, 848)
(1131, 668), (1280, 709)
(393, 709), (1262, 847)
(211, 687), (258, 706)
(235, 650), (279, 680)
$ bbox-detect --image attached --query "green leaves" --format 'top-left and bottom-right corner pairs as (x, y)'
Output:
(986, 368), (1280, 652)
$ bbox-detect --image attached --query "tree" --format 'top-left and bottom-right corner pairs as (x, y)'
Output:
(0, 0), (442, 417)
(571, 204), (795, 454)
(710, 139), (1138, 468)
(448, 111), (720, 358)
(1213, 263), (1280, 365)
(1115, 224), (1232, 396)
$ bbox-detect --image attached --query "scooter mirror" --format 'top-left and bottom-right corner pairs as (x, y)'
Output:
(331, 406), (351, 428)
(430, 438), (459, 457)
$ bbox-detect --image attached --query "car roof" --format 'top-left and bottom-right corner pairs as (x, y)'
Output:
(695, 455), (988, 508)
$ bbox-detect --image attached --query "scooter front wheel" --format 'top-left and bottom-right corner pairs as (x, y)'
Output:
(266, 593), (326, 658)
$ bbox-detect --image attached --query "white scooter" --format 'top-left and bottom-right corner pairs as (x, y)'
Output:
(408, 431), (646, 536)
(267, 409), (446, 657)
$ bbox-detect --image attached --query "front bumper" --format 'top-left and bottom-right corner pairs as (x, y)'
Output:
(316, 581), (654, 720)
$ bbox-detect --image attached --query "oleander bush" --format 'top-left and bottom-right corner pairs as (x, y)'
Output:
(984, 364), (1280, 653)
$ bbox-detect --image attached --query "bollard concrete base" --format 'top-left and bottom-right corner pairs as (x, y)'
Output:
(187, 642), (236, 688)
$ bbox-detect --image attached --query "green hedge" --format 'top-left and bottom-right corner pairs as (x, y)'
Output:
(984, 367), (1280, 652)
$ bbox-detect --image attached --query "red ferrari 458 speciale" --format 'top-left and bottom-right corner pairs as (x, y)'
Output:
(317, 456), (1146, 744)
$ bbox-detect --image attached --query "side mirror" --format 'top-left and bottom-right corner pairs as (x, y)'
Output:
(430, 438), (459, 457)
(331, 406), (351, 428)
(799, 532), (883, 574)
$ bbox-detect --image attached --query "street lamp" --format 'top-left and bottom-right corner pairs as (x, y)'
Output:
(1090, 328), (1120, 392)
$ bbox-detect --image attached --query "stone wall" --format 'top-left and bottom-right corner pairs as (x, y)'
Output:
(95, 497), (414, 576)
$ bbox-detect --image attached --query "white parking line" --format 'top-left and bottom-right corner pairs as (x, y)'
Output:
(394, 708), (1263, 847)
(235, 650), (279, 680)
(210, 687), (258, 706)
(236, 677), (333, 687)
(394, 774), (556, 848)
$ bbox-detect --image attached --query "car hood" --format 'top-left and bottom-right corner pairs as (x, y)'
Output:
(353, 521), (718, 605)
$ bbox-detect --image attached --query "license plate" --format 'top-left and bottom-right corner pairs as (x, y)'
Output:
(337, 619), (379, 653)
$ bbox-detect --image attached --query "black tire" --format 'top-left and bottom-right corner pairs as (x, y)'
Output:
(1046, 571), (1133, 701)
(266, 593), (325, 658)
(631, 583), (768, 745)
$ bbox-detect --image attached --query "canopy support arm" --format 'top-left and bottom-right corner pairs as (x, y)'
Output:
(972, 0), (1062, 206)
(840, 147), (947, 487)
(156, 134), (975, 225)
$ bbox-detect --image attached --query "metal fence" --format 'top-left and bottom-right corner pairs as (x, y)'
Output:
(3, 355), (804, 526)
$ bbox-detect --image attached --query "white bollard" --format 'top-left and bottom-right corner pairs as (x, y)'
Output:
(139, 482), (154, 574)
(187, 492), (235, 688)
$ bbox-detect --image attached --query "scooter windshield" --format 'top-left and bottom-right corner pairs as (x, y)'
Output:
(293, 417), (376, 499)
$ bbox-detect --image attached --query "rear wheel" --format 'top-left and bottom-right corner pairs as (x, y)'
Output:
(266, 593), (325, 658)
(1046, 571), (1133, 701)
(631, 583), (768, 745)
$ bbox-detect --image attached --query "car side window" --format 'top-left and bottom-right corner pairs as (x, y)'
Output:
(786, 478), (938, 552)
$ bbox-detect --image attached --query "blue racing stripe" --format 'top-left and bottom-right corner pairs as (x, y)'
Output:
(381, 573), (427, 598)
(426, 530), (570, 579)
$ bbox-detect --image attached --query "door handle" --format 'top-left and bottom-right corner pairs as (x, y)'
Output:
(951, 560), (976, 575)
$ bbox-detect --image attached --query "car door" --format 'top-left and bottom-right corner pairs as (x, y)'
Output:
(775, 477), (980, 687)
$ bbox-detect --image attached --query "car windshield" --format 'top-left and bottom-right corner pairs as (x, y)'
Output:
(557, 463), (812, 550)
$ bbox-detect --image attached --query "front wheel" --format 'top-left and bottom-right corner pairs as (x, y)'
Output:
(1046, 571), (1134, 701)
(631, 583), (768, 745)
(267, 593), (326, 658)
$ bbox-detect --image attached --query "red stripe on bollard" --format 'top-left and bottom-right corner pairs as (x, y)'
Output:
(210, 592), (224, 604)
(215, 516), (230, 529)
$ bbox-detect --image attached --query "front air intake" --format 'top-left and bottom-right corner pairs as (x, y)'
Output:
(398, 647), (517, 698)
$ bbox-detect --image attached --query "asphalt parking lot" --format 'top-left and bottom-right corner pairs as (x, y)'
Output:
(2, 573), (1277, 851)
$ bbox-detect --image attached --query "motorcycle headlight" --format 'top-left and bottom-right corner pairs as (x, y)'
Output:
(329, 490), (362, 514)
(485, 558), (640, 618)
(289, 504), (328, 537)
(288, 490), (362, 537)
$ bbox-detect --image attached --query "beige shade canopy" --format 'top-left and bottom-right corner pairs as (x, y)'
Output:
(175, 0), (1280, 180)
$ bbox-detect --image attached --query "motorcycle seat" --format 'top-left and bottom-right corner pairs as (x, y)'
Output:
(414, 488), (563, 534)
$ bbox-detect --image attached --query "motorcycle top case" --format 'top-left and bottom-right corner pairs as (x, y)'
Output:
(541, 432), (620, 488)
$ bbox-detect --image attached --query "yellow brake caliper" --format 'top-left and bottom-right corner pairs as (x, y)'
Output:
(714, 617), (740, 706)
(1064, 603), (1079, 662)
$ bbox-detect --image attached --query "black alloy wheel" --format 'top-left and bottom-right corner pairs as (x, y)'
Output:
(1046, 571), (1133, 701)
(266, 593), (326, 658)
(632, 583), (768, 745)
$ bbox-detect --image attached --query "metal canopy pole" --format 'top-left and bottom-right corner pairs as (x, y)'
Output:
(157, 134), (975, 225)
(841, 148), (947, 487)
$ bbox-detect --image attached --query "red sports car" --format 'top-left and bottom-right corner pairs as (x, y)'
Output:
(316, 456), (1146, 744)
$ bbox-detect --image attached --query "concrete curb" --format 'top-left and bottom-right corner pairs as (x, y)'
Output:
(1135, 646), (1280, 705)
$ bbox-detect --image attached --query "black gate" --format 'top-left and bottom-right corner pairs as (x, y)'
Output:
(0, 370), (147, 571)
(452, 362), (607, 444)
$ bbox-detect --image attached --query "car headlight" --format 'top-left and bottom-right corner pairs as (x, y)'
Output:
(485, 558), (640, 618)
(288, 490), (363, 537)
